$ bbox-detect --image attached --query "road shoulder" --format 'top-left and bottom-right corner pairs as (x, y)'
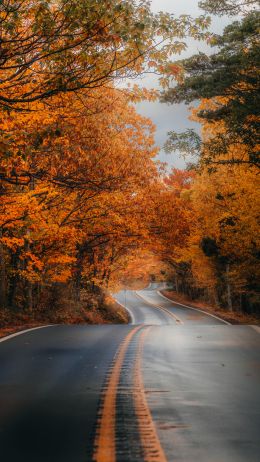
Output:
(160, 289), (259, 325)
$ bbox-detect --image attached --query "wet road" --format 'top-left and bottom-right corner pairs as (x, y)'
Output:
(115, 284), (227, 325)
(0, 285), (260, 461)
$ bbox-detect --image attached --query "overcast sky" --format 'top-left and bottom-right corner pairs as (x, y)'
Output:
(133, 0), (233, 169)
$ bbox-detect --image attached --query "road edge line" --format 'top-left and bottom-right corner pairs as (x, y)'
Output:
(135, 291), (183, 325)
(157, 291), (231, 325)
(0, 324), (57, 343)
(113, 298), (135, 325)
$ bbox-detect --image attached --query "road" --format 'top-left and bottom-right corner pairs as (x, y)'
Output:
(0, 285), (260, 461)
(116, 284), (227, 325)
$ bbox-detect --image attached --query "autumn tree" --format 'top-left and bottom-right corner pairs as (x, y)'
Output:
(187, 158), (259, 312)
(3, 0), (208, 314)
(146, 169), (198, 297)
(0, 85), (161, 310)
(113, 250), (171, 291)
(166, 101), (260, 313)
(0, 0), (210, 109)
(159, 1), (259, 312)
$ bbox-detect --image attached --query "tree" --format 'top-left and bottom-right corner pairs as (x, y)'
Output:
(149, 169), (196, 294)
(172, 109), (260, 313)
(189, 160), (259, 312)
(0, 85), (161, 310)
(198, 0), (258, 16)
(0, 0), (210, 109)
(161, 12), (260, 167)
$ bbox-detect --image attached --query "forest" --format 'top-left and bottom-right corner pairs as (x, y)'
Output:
(0, 0), (259, 329)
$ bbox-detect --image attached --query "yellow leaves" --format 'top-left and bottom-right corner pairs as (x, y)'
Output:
(44, 254), (76, 283)
(47, 255), (76, 265)
(1, 81), (163, 293)
(126, 85), (158, 103)
(181, 100), (259, 297)
(190, 247), (217, 290)
(50, 270), (73, 283)
(1, 237), (24, 250)
(165, 63), (183, 78)
(24, 252), (44, 271)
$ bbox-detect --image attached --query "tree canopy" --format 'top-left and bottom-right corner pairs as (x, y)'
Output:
(198, 0), (259, 16)
(0, 0), (258, 323)
(161, 11), (260, 167)
(0, 0), (209, 109)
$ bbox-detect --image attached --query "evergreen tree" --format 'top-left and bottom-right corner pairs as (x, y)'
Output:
(161, 11), (260, 167)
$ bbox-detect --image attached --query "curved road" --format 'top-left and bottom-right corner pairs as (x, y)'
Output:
(0, 285), (260, 461)
(115, 285), (226, 325)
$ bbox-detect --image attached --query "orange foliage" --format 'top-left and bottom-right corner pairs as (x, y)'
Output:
(0, 85), (163, 308)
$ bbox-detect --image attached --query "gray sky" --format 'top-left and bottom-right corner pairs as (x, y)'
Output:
(134, 0), (233, 169)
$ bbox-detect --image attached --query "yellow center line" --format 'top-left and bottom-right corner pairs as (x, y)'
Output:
(135, 291), (184, 325)
(93, 325), (143, 462)
(93, 324), (168, 461)
(133, 327), (168, 462)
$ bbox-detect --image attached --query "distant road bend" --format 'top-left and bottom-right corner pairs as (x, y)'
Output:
(0, 284), (260, 461)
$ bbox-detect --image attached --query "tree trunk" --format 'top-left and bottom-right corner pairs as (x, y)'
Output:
(74, 243), (85, 302)
(25, 280), (33, 312)
(226, 263), (233, 312)
(24, 237), (33, 312)
(175, 276), (179, 293)
(213, 287), (220, 308)
(74, 267), (82, 302)
(24, 178), (35, 312)
(0, 231), (6, 308)
(8, 270), (18, 310)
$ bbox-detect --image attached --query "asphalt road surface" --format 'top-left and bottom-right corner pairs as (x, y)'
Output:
(0, 284), (260, 461)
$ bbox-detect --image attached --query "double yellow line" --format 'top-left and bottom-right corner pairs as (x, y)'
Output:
(135, 291), (184, 325)
(93, 325), (167, 462)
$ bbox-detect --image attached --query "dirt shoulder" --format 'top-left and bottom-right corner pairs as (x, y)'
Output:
(0, 295), (130, 339)
(160, 290), (259, 325)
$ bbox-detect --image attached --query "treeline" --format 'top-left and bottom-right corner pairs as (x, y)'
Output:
(0, 0), (209, 320)
(0, 0), (258, 322)
(160, 1), (259, 314)
(0, 86), (160, 313)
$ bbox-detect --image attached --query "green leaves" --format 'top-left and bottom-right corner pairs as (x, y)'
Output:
(161, 11), (260, 167)
(199, 0), (258, 16)
(164, 129), (201, 157)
